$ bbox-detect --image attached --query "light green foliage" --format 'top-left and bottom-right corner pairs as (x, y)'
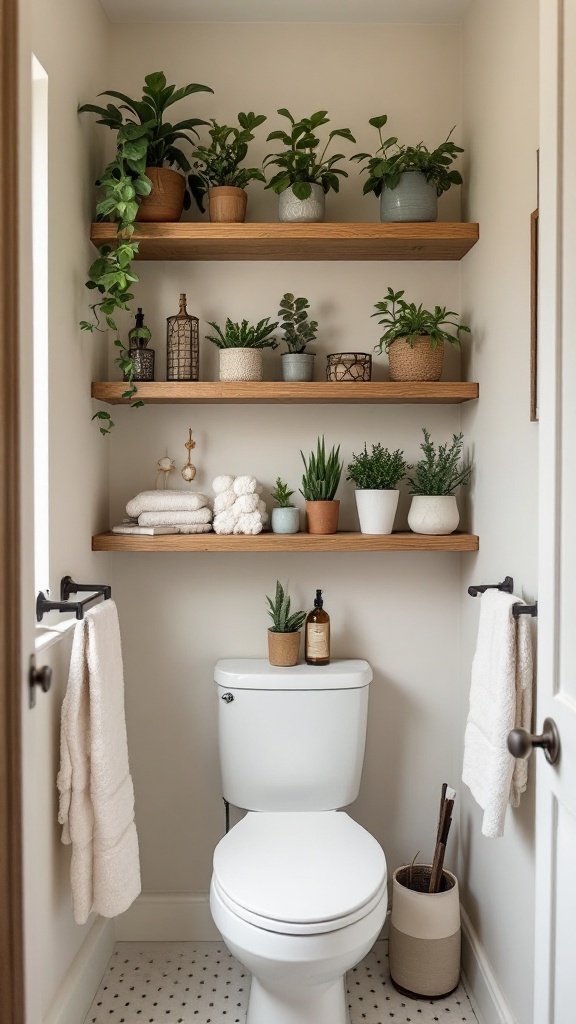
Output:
(205, 318), (279, 350)
(263, 108), (356, 199)
(271, 478), (295, 507)
(300, 436), (343, 501)
(188, 111), (267, 210)
(407, 429), (473, 496)
(266, 580), (307, 633)
(372, 287), (470, 352)
(277, 293), (318, 354)
(352, 116), (463, 198)
(346, 443), (409, 490)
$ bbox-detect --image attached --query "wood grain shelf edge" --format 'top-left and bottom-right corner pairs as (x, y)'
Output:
(91, 381), (480, 405)
(92, 531), (479, 553)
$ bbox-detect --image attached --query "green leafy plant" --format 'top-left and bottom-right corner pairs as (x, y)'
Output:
(352, 115), (464, 198)
(263, 108), (356, 199)
(407, 429), (472, 495)
(187, 111), (267, 211)
(372, 287), (470, 352)
(300, 436), (343, 501)
(205, 318), (279, 350)
(271, 478), (295, 507)
(347, 443), (409, 490)
(277, 293), (318, 353)
(266, 580), (307, 633)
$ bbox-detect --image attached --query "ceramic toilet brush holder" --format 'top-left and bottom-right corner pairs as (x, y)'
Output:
(389, 864), (461, 999)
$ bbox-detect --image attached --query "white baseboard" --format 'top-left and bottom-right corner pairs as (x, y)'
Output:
(44, 916), (115, 1024)
(460, 906), (515, 1024)
(114, 891), (221, 941)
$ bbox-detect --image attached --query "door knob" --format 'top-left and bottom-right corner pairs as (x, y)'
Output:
(507, 717), (560, 765)
(29, 654), (52, 709)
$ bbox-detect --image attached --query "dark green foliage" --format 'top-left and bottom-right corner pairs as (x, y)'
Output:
(277, 293), (318, 353)
(263, 108), (356, 198)
(187, 111), (267, 211)
(407, 429), (473, 496)
(372, 288), (470, 352)
(266, 580), (307, 633)
(271, 478), (295, 507)
(346, 443), (409, 490)
(352, 116), (464, 198)
(300, 436), (343, 501)
(205, 318), (279, 350)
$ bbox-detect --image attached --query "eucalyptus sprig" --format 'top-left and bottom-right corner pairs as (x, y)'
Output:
(187, 111), (267, 211)
(407, 429), (472, 496)
(277, 293), (318, 353)
(353, 115), (463, 198)
(300, 436), (343, 502)
(266, 580), (307, 634)
(372, 287), (470, 352)
(205, 317), (279, 350)
(264, 108), (356, 199)
(347, 443), (409, 490)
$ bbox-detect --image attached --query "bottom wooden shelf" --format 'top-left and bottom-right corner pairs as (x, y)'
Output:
(92, 531), (479, 553)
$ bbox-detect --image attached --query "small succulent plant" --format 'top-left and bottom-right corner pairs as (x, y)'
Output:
(266, 581), (307, 633)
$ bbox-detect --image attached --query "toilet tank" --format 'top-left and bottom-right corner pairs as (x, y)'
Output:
(214, 658), (373, 811)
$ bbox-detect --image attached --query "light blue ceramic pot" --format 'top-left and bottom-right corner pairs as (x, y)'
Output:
(380, 171), (438, 222)
(271, 506), (300, 534)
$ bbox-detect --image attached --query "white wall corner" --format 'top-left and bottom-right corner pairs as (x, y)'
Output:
(460, 905), (516, 1024)
(114, 891), (221, 942)
(43, 916), (115, 1024)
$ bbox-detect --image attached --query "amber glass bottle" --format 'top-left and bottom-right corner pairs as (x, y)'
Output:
(305, 589), (330, 666)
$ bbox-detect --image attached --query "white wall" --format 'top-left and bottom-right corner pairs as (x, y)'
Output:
(458, 2), (539, 1022)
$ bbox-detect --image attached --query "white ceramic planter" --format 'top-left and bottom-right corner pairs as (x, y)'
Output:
(271, 506), (300, 534)
(355, 489), (399, 535)
(278, 183), (325, 223)
(379, 170), (438, 223)
(219, 348), (263, 382)
(408, 494), (460, 535)
(389, 865), (461, 998)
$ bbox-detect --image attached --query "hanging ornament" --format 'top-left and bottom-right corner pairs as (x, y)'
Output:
(181, 428), (197, 483)
(156, 452), (176, 489)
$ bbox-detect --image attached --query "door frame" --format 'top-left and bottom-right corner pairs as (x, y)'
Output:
(0, 0), (24, 1020)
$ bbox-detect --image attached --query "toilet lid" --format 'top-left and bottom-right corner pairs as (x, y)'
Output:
(212, 811), (387, 932)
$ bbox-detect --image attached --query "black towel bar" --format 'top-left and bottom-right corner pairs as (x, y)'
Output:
(36, 575), (111, 623)
(468, 575), (537, 619)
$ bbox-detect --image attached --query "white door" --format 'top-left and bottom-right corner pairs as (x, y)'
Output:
(534, 2), (576, 1020)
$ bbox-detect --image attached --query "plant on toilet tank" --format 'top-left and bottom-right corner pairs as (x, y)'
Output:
(407, 428), (473, 535)
(265, 580), (306, 667)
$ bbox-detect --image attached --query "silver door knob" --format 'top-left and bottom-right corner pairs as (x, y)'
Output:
(507, 717), (560, 765)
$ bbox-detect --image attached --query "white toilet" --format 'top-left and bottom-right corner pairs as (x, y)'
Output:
(210, 658), (387, 1024)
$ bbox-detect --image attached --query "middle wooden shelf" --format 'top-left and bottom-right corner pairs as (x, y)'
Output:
(92, 531), (479, 553)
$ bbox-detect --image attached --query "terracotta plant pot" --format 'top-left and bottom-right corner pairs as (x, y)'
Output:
(305, 499), (340, 535)
(136, 167), (186, 223)
(268, 629), (300, 667)
(208, 186), (248, 223)
(388, 337), (444, 382)
(219, 348), (263, 382)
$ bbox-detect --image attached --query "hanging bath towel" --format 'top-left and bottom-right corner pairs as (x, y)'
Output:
(462, 589), (534, 838)
(57, 600), (141, 923)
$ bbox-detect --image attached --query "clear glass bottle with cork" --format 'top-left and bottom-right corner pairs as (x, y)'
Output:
(305, 589), (330, 666)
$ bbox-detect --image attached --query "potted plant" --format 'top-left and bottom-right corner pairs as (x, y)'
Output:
(187, 111), (267, 223)
(300, 436), (343, 535)
(277, 293), (318, 382)
(346, 443), (409, 535)
(372, 287), (470, 382)
(352, 115), (463, 222)
(205, 317), (279, 381)
(270, 478), (300, 534)
(266, 580), (307, 667)
(263, 108), (356, 222)
(407, 429), (472, 535)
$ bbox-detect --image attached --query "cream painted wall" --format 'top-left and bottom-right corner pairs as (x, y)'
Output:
(459, 2), (539, 1022)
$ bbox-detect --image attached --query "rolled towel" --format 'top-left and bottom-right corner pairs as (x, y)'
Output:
(177, 524), (213, 534)
(233, 512), (263, 535)
(213, 475), (235, 494)
(213, 510), (236, 535)
(233, 475), (257, 496)
(234, 493), (260, 514)
(256, 498), (267, 514)
(213, 490), (236, 513)
(127, 490), (208, 518)
(138, 508), (212, 527)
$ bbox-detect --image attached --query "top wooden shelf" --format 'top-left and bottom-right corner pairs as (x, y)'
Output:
(90, 222), (479, 262)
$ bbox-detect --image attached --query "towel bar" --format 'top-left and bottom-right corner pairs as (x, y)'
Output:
(468, 576), (537, 619)
(36, 575), (111, 623)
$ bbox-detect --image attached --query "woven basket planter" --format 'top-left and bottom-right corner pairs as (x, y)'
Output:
(388, 337), (444, 382)
(208, 186), (247, 223)
(136, 167), (186, 223)
(268, 630), (300, 667)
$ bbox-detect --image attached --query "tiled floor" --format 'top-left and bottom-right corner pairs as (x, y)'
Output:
(84, 940), (479, 1024)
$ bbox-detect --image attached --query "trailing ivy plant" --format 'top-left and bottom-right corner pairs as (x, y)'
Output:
(346, 443), (409, 490)
(205, 317), (279, 349)
(372, 287), (470, 352)
(263, 109), (356, 199)
(187, 111), (267, 211)
(407, 429), (472, 496)
(353, 115), (464, 198)
(277, 293), (318, 353)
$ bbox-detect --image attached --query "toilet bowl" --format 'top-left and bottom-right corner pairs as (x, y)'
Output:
(210, 810), (387, 1024)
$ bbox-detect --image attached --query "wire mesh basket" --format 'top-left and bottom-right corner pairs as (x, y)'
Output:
(326, 352), (372, 382)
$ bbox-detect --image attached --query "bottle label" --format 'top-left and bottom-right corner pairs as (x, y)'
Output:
(307, 622), (330, 659)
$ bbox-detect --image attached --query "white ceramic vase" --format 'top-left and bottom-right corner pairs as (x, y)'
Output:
(407, 494), (460, 535)
(219, 348), (263, 382)
(355, 489), (400, 535)
(278, 183), (325, 222)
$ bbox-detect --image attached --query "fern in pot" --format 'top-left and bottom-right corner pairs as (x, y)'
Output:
(277, 292), (318, 382)
(266, 580), (307, 667)
(187, 111), (267, 223)
(372, 287), (470, 382)
(347, 443), (409, 535)
(205, 317), (278, 381)
(407, 428), (472, 535)
(270, 478), (300, 534)
(300, 436), (343, 535)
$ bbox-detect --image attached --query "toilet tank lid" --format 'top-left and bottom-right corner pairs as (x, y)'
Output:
(214, 658), (372, 690)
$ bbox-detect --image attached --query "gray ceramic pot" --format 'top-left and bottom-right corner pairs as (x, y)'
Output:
(380, 171), (438, 222)
(279, 184), (325, 222)
(281, 353), (315, 382)
(271, 506), (300, 534)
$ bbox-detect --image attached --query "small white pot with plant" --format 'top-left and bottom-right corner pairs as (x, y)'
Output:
(263, 108), (356, 222)
(407, 429), (472, 535)
(277, 292), (318, 382)
(347, 443), (409, 535)
(205, 317), (279, 381)
(372, 287), (470, 382)
(187, 111), (267, 223)
(266, 580), (307, 667)
(353, 115), (463, 223)
(270, 478), (300, 534)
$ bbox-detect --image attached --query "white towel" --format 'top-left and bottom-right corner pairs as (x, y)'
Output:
(57, 600), (141, 923)
(138, 507), (212, 527)
(126, 490), (209, 517)
(462, 590), (534, 837)
(177, 524), (213, 534)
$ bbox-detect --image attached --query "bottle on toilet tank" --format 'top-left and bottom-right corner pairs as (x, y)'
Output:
(305, 589), (330, 665)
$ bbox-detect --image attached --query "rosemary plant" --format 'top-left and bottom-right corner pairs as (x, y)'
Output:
(347, 443), (409, 490)
(407, 429), (472, 495)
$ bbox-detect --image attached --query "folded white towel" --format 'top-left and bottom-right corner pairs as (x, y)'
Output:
(111, 525), (180, 536)
(57, 601), (141, 923)
(138, 508), (212, 527)
(462, 590), (534, 837)
(126, 490), (209, 517)
(177, 524), (213, 534)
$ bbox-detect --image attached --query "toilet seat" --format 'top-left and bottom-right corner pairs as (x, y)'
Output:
(212, 810), (387, 936)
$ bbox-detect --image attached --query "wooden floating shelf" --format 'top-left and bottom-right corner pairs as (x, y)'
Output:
(92, 531), (479, 553)
(90, 222), (479, 262)
(91, 381), (479, 406)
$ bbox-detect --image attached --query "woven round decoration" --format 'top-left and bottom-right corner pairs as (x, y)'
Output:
(326, 353), (372, 381)
(388, 337), (444, 381)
